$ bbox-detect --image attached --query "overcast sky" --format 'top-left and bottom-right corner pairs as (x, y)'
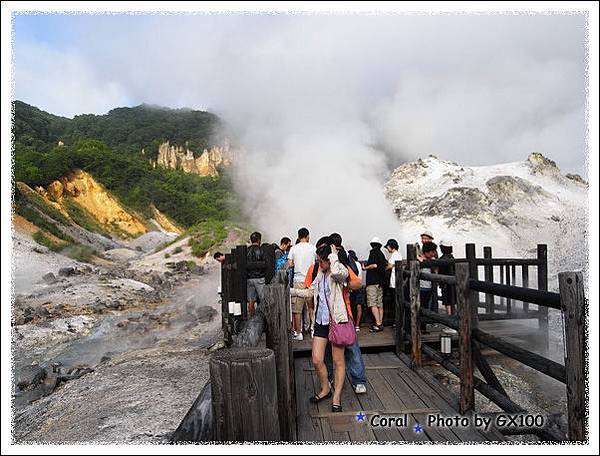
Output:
(13, 13), (587, 174)
(12, 13), (589, 246)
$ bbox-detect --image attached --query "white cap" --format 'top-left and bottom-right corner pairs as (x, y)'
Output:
(370, 236), (382, 245)
(421, 230), (434, 239)
(440, 239), (452, 248)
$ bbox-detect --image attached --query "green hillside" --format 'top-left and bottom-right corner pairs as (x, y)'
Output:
(12, 101), (240, 229)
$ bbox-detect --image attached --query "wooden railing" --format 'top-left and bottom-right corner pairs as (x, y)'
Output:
(394, 243), (587, 442)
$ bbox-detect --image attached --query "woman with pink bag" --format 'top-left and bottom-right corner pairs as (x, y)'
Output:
(291, 241), (355, 412)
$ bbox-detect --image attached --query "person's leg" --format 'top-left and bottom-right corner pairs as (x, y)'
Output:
(255, 277), (265, 309)
(293, 312), (302, 334)
(331, 344), (346, 407)
(356, 301), (362, 327)
(376, 285), (384, 327)
(345, 340), (367, 388)
(366, 285), (379, 330)
(311, 336), (330, 398)
(324, 342), (334, 385)
(247, 279), (257, 317)
(291, 283), (304, 335)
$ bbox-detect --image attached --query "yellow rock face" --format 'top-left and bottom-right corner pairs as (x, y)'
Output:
(151, 204), (183, 234)
(34, 170), (147, 238)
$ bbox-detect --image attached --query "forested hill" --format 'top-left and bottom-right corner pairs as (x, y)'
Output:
(13, 100), (222, 158)
(12, 101), (239, 229)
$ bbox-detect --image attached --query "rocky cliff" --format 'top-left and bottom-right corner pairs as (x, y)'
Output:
(384, 152), (588, 286)
(32, 170), (181, 238)
(151, 142), (233, 177)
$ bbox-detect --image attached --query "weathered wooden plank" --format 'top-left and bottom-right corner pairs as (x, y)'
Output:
(361, 354), (425, 442)
(409, 260), (422, 367)
(522, 265), (530, 312)
(472, 341), (508, 398)
(558, 271), (587, 442)
(311, 408), (438, 418)
(233, 245), (248, 320)
(262, 242), (276, 284)
(337, 375), (374, 442)
(294, 357), (322, 441)
(472, 327), (566, 383)
(375, 354), (458, 443)
(505, 265), (512, 314)
(395, 261), (406, 355)
(263, 283), (295, 441)
(381, 352), (491, 442)
(537, 244), (549, 351)
(483, 246), (494, 314)
(221, 254), (233, 346)
(456, 262), (474, 414)
(308, 359), (349, 441)
(304, 365), (402, 372)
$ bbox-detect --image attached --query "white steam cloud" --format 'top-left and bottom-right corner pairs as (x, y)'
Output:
(13, 13), (587, 253)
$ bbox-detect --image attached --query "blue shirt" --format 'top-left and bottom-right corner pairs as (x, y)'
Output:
(316, 273), (330, 325)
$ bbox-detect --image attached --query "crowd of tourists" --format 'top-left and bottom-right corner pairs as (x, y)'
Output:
(213, 227), (456, 413)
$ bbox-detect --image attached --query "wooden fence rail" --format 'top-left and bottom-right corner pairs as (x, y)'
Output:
(395, 243), (587, 442)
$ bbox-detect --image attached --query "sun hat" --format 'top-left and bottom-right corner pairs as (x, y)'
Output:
(420, 230), (434, 239)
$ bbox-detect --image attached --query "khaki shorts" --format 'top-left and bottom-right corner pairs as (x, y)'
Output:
(291, 281), (313, 314)
(366, 284), (383, 308)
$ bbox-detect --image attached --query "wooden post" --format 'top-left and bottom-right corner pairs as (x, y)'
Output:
(394, 260), (405, 356)
(522, 265), (530, 313)
(406, 243), (417, 261)
(263, 283), (295, 441)
(210, 348), (280, 442)
(505, 265), (512, 315)
(263, 243), (276, 284)
(221, 254), (233, 347)
(465, 243), (479, 321)
(409, 260), (422, 368)
(483, 246), (494, 314)
(537, 244), (549, 351)
(234, 245), (248, 320)
(456, 262), (474, 414)
(499, 264), (505, 308)
(558, 272), (587, 442)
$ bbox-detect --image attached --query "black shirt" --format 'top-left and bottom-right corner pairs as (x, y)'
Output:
(247, 244), (266, 279)
(366, 248), (387, 287)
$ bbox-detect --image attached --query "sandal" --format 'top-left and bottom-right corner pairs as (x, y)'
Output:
(309, 390), (332, 404)
(369, 325), (380, 333)
(332, 404), (343, 413)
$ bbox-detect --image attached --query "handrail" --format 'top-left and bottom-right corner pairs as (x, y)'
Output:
(468, 279), (561, 310)
(405, 269), (561, 310)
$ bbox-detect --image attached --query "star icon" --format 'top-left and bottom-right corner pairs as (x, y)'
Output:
(356, 412), (366, 422)
(413, 423), (424, 433)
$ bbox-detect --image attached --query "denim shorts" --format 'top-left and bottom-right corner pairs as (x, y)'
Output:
(247, 277), (265, 302)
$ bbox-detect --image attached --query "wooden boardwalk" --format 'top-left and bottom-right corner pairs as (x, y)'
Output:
(292, 319), (539, 355)
(294, 351), (503, 443)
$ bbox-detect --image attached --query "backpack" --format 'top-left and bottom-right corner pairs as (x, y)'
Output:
(275, 251), (289, 270)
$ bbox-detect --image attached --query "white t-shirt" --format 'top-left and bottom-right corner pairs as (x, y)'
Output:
(288, 241), (316, 282)
(388, 250), (403, 288)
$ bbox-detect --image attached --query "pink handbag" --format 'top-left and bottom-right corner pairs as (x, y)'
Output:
(329, 318), (356, 347)
(324, 287), (356, 347)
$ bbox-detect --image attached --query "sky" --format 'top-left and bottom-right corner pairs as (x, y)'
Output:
(12, 12), (589, 249)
